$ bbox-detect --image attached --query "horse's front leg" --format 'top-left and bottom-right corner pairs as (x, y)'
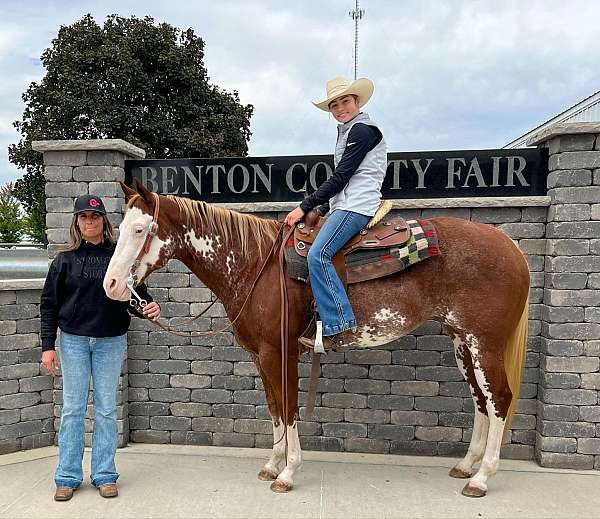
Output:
(258, 419), (286, 481)
(270, 421), (302, 493)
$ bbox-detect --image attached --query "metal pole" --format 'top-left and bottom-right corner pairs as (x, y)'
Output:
(349, 1), (365, 80)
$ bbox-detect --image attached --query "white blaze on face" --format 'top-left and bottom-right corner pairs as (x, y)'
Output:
(105, 207), (153, 293)
(185, 230), (217, 260)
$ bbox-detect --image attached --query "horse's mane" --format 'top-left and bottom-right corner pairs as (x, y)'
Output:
(166, 196), (281, 257)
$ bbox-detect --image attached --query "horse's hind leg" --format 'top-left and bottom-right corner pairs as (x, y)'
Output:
(461, 334), (512, 498)
(448, 335), (489, 479)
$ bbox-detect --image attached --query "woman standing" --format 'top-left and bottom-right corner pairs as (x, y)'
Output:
(40, 194), (160, 501)
(285, 76), (387, 350)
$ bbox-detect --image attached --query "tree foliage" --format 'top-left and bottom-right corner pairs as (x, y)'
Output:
(0, 183), (24, 243)
(9, 14), (254, 243)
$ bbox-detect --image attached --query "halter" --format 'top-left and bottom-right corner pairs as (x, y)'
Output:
(128, 192), (160, 288)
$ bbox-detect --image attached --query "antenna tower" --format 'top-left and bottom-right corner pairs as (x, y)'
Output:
(349, 0), (365, 80)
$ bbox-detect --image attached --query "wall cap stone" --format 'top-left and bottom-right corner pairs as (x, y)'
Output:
(527, 123), (600, 147)
(0, 278), (45, 291)
(219, 196), (551, 213)
(32, 139), (145, 159)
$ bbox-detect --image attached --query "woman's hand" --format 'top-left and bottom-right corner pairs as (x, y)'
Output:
(284, 207), (305, 227)
(143, 301), (161, 321)
(41, 350), (60, 376)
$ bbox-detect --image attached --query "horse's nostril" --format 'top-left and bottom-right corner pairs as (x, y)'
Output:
(108, 278), (117, 291)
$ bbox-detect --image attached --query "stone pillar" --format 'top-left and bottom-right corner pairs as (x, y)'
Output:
(31, 139), (145, 448)
(529, 123), (600, 469)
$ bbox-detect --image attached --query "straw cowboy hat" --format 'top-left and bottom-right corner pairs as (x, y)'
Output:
(313, 76), (374, 112)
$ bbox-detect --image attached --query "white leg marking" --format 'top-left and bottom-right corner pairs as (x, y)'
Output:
(451, 336), (490, 475)
(274, 423), (302, 487)
(262, 420), (286, 476)
(466, 334), (504, 493)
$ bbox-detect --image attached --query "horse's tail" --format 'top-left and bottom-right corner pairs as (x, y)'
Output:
(503, 293), (530, 434)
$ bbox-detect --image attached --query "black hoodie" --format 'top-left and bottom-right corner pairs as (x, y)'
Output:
(40, 239), (154, 351)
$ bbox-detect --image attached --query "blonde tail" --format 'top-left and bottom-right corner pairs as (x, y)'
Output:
(503, 295), (529, 434)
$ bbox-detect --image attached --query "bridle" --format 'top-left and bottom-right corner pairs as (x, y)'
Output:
(127, 192), (160, 291)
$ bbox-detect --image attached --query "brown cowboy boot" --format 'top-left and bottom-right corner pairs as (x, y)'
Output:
(54, 486), (75, 501)
(98, 483), (119, 498)
(298, 329), (355, 351)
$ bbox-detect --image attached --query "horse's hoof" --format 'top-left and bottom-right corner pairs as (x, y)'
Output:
(449, 467), (472, 479)
(462, 483), (487, 498)
(270, 479), (293, 493)
(258, 468), (278, 481)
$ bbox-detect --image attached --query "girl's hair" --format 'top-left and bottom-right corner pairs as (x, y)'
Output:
(60, 214), (116, 252)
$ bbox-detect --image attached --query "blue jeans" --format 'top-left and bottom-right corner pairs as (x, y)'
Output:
(55, 331), (126, 489)
(307, 209), (370, 336)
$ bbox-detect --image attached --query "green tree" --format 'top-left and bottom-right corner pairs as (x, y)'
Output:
(9, 14), (254, 244)
(0, 182), (24, 243)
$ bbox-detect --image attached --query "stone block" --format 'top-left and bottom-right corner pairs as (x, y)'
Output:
(233, 419), (272, 435)
(46, 228), (70, 244)
(148, 388), (190, 403)
(45, 182), (87, 197)
(128, 374), (169, 388)
(415, 426), (462, 442)
(546, 239), (589, 256)
(321, 393), (366, 409)
(299, 407), (344, 423)
(416, 366), (463, 381)
(190, 389), (231, 404)
(88, 182), (120, 197)
(43, 150), (87, 166)
(345, 350), (391, 364)
(169, 288), (212, 302)
(130, 430), (170, 443)
(390, 440), (437, 456)
(148, 360), (189, 374)
(170, 375), (211, 389)
(344, 409), (389, 424)
(543, 356), (599, 373)
(73, 166), (124, 182)
(369, 365), (414, 380)
(580, 373), (600, 389)
(415, 396), (462, 412)
(212, 432), (254, 448)
(322, 422), (367, 438)
(392, 350), (441, 365)
(541, 372), (580, 389)
(390, 410), (437, 426)
(344, 437), (388, 454)
(344, 379), (389, 394)
(537, 451), (593, 470)
(367, 395), (413, 410)
(498, 223), (545, 239)
(232, 390), (265, 405)
(547, 323), (600, 340)
(439, 382), (471, 397)
(191, 360), (233, 375)
(537, 403), (579, 421)
(44, 166), (73, 182)
(539, 421), (595, 438)
(87, 150), (127, 167)
(549, 151), (600, 170)
(0, 363), (39, 380)
(579, 406), (600, 422)
(391, 381), (438, 396)
(368, 424), (414, 441)
(546, 221), (600, 238)
(212, 404), (255, 419)
(19, 376), (53, 393)
(128, 345), (169, 360)
(547, 168), (592, 188)
(471, 207), (521, 223)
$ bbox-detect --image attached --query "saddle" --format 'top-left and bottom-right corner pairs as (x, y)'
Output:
(291, 208), (411, 284)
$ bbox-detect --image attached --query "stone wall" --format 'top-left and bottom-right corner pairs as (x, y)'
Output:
(0, 128), (597, 470)
(0, 280), (54, 454)
(530, 124), (600, 469)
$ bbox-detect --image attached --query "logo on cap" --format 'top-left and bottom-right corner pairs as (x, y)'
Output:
(89, 198), (99, 208)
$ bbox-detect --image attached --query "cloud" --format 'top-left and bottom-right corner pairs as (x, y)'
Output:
(1, 0), (600, 185)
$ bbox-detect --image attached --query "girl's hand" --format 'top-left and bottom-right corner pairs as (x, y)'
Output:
(284, 207), (305, 227)
(41, 350), (60, 376)
(143, 301), (161, 321)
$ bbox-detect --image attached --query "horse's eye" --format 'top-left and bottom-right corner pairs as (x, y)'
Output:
(135, 227), (144, 234)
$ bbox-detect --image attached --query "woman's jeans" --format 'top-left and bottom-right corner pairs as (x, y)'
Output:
(55, 331), (126, 489)
(307, 209), (370, 336)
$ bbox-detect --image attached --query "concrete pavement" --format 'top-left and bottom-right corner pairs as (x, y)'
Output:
(1, 444), (599, 518)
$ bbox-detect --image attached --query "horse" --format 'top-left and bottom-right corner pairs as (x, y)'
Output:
(103, 181), (530, 498)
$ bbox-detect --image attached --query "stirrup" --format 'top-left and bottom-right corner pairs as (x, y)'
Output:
(314, 321), (325, 354)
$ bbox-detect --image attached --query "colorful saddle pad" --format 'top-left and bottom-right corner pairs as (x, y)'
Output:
(284, 219), (440, 284)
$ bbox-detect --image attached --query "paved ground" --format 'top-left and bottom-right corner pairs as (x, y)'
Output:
(1, 444), (599, 518)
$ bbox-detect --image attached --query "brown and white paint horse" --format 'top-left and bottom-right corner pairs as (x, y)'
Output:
(104, 182), (530, 498)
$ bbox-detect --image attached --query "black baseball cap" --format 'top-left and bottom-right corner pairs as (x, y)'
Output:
(73, 195), (106, 215)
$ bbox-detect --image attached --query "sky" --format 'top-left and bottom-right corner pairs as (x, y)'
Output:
(1, 0), (599, 187)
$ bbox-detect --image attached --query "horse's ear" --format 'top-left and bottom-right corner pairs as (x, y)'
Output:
(135, 179), (155, 204)
(120, 181), (137, 201)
